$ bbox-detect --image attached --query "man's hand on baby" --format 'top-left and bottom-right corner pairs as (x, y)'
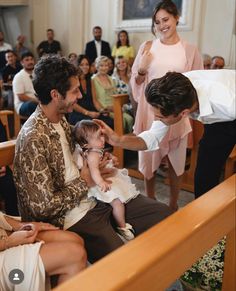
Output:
(99, 181), (111, 192)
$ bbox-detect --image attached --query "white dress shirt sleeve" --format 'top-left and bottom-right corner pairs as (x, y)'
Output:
(138, 121), (169, 151)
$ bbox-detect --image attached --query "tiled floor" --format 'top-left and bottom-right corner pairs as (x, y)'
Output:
(131, 173), (195, 209)
(125, 150), (195, 208)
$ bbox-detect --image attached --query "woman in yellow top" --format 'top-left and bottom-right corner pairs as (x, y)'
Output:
(112, 30), (135, 66)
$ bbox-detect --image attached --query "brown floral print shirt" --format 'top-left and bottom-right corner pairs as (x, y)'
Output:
(14, 106), (88, 227)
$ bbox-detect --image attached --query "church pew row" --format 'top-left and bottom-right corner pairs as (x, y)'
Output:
(54, 175), (235, 291)
(0, 139), (16, 167)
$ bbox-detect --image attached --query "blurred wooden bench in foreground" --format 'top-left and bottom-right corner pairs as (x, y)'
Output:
(54, 174), (235, 291)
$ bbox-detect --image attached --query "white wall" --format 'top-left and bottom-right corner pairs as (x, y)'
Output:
(0, 6), (31, 48)
(200, 0), (235, 68)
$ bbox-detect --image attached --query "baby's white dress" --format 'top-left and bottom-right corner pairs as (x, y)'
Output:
(73, 145), (140, 203)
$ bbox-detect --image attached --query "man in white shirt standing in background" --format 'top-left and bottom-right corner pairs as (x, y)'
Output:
(97, 70), (236, 198)
(13, 52), (38, 117)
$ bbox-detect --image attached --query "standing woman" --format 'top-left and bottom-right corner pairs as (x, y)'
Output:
(93, 56), (133, 133)
(112, 30), (135, 67)
(68, 55), (114, 128)
(130, 0), (203, 210)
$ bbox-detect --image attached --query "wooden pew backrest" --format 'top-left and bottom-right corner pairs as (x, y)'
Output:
(54, 175), (235, 291)
(112, 94), (143, 180)
(0, 140), (16, 167)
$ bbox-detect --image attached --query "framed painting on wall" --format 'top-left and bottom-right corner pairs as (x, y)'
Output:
(115, 0), (195, 32)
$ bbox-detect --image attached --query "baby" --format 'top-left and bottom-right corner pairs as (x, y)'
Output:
(73, 120), (140, 240)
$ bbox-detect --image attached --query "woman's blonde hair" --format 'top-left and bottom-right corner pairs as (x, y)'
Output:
(113, 56), (131, 79)
(95, 55), (109, 69)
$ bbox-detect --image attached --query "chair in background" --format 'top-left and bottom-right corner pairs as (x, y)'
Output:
(0, 110), (14, 140)
(0, 140), (16, 168)
(179, 120), (204, 192)
(14, 109), (28, 137)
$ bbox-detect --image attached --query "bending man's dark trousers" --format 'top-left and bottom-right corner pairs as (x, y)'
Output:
(194, 119), (236, 198)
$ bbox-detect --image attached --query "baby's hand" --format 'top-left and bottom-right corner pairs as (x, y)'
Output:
(99, 181), (111, 192)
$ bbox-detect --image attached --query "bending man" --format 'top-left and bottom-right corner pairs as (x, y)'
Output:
(96, 69), (235, 197)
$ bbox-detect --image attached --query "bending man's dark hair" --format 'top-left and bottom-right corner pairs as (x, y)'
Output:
(33, 56), (78, 105)
(145, 72), (198, 116)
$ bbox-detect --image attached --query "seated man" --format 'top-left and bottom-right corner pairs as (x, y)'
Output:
(13, 56), (172, 263)
(13, 52), (38, 117)
(37, 29), (61, 58)
(2, 50), (22, 108)
(210, 56), (225, 69)
(0, 211), (86, 290)
(96, 70), (235, 198)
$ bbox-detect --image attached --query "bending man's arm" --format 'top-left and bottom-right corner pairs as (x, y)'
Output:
(94, 119), (169, 151)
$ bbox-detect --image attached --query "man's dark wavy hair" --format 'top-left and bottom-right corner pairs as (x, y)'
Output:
(33, 56), (78, 105)
(145, 72), (197, 117)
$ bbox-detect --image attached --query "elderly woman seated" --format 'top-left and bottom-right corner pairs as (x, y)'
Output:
(0, 211), (87, 290)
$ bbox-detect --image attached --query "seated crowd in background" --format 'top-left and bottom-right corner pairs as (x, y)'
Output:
(92, 55), (133, 133)
(68, 54), (114, 128)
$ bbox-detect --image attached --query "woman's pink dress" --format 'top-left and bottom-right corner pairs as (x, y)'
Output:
(130, 39), (203, 179)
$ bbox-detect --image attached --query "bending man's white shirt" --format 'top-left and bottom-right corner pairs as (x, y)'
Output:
(138, 69), (236, 151)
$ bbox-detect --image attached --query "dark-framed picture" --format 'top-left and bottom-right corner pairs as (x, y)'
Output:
(115, 0), (195, 32)
(123, 0), (183, 20)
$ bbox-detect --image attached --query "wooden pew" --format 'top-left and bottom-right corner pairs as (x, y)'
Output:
(14, 109), (28, 138)
(0, 140), (16, 167)
(0, 110), (14, 140)
(224, 145), (236, 179)
(54, 174), (235, 291)
(112, 94), (143, 180)
(179, 120), (204, 192)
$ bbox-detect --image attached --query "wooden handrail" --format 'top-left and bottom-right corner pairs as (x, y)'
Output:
(54, 175), (236, 291)
(0, 140), (16, 167)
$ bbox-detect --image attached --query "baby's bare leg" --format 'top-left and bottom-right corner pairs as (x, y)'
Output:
(110, 198), (126, 228)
